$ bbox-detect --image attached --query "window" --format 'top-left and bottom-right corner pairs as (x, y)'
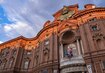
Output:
(9, 58), (14, 68)
(0, 60), (2, 69)
(42, 69), (48, 73)
(102, 61), (105, 69)
(63, 44), (68, 57)
(24, 60), (30, 69)
(91, 25), (98, 31)
(53, 70), (57, 73)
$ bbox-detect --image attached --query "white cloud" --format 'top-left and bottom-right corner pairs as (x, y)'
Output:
(4, 21), (36, 38)
(4, 25), (12, 32)
(0, 41), (3, 44)
(0, 0), (105, 41)
(0, 0), (4, 3)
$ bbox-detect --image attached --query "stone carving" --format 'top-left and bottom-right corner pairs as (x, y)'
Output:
(58, 6), (75, 21)
(43, 48), (49, 55)
(93, 32), (105, 40)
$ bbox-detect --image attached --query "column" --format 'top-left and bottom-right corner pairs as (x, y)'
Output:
(60, 43), (64, 59)
(77, 39), (81, 55)
(80, 40), (84, 54)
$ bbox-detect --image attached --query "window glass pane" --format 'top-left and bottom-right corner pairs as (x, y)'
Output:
(53, 70), (57, 73)
(92, 25), (97, 31)
(102, 61), (105, 68)
(9, 58), (14, 68)
(24, 61), (29, 69)
(63, 44), (68, 57)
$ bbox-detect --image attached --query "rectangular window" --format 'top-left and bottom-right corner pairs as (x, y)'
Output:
(53, 70), (57, 73)
(102, 61), (105, 69)
(24, 60), (29, 69)
(42, 69), (48, 73)
(63, 44), (68, 57)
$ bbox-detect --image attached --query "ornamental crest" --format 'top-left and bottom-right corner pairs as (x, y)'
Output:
(58, 6), (75, 21)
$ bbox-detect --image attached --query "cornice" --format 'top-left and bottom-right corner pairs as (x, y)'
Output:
(73, 7), (105, 18)
(0, 36), (24, 46)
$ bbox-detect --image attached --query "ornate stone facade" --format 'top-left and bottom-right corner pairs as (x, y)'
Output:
(0, 4), (105, 73)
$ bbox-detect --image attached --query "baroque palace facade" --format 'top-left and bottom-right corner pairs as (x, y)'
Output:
(0, 4), (105, 73)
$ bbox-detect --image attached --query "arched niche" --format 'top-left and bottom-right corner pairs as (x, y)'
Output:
(60, 30), (76, 44)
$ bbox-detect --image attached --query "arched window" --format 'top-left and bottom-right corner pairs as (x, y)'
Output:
(23, 59), (30, 69)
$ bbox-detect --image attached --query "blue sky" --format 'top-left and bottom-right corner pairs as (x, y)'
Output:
(0, 0), (105, 43)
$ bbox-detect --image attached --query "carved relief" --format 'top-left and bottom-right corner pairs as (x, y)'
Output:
(43, 48), (49, 55)
(58, 6), (75, 21)
(92, 32), (104, 40)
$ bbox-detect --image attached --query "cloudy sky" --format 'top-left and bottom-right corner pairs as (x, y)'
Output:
(0, 0), (105, 43)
